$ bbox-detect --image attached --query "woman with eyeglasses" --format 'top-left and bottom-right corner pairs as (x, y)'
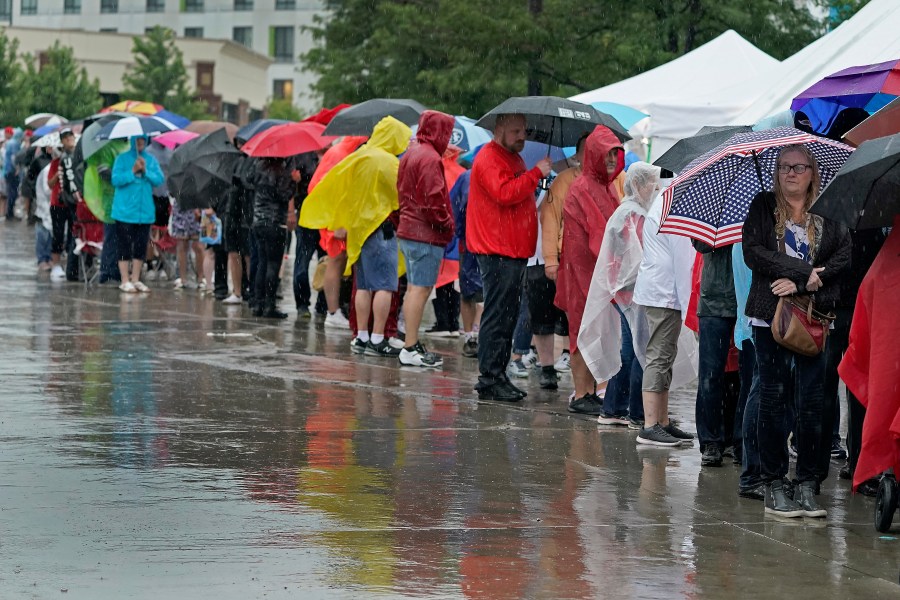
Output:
(741, 144), (850, 519)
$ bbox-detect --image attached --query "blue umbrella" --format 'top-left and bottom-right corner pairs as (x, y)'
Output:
(32, 123), (62, 138)
(590, 102), (649, 130)
(449, 116), (492, 152)
(156, 109), (190, 129)
(520, 140), (566, 170)
(94, 115), (178, 141)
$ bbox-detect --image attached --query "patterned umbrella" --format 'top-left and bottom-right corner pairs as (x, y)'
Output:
(93, 115), (178, 141)
(659, 127), (854, 248)
(100, 100), (165, 115)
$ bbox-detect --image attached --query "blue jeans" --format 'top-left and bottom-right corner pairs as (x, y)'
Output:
(292, 226), (320, 310)
(474, 254), (527, 389)
(695, 316), (737, 452)
(35, 223), (52, 263)
(99, 222), (120, 282)
(739, 340), (761, 490)
(754, 326), (826, 483)
(5, 172), (19, 218)
(603, 305), (644, 419)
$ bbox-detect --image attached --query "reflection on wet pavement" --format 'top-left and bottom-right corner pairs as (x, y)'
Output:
(1, 223), (898, 599)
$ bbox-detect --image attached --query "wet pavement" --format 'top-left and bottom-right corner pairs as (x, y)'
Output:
(1, 220), (898, 599)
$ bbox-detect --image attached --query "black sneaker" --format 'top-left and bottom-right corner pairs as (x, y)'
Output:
(262, 308), (288, 319)
(739, 483), (765, 501)
(701, 445), (723, 467)
(365, 339), (401, 357)
(839, 463), (852, 480)
(764, 479), (804, 518)
(500, 379), (527, 399)
(664, 422), (695, 444)
(539, 367), (558, 390)
(568, 393), (603, 415)
(461, 337), (478, 358)
(350, 337), (367, 354)
(796, 481), (826, 518)
(399, 342), (443, 367)
(477, 383), (522, 402)
(297, 308), (312, 319)
(636, 424), (681, 447)
(831, 440), (847, 460)
(627, 417), (645, 430)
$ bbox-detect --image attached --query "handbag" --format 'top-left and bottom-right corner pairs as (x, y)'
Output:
(311, 256), (328, 291)
(771, 294), (834, 356)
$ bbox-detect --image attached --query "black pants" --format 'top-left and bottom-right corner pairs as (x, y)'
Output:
(695, 316), (738, 452)
(212, 243), (228, 298)
(253, 225), (286, 311)
(822, 307), (853, 480)
(474, 254), (527, 389)
(292, 226), (320, 310)
(431, 283), (460, 331)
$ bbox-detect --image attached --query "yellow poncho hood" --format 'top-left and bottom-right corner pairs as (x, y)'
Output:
(300, 116), (412, 274)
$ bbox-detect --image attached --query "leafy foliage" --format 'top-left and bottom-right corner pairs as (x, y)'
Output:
(302, 0), (830, 116)
(0, 30), (27, 126)
(266, 99), (302, 120)
(21, 42), (102, 119)
(122, 26), (210, 120)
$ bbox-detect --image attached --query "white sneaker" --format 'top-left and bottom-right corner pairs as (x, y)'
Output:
(119, 282), (137, 293)
(133, 281), (151, 293)
(522, 349), (540, 369)
(387, 337), (405, 349)
(324, 311), (350, 329)
(554, 351), (571, 373)
(399, 342), (443, 367)
(173, 278), (184, 289)
(222, 294), (242, 305)
(507, 359), (529, 378)
(50, 265), (66, 282)
(145, 268), (158, 281)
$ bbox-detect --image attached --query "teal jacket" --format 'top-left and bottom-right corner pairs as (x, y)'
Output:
(111, 136), (164, 224)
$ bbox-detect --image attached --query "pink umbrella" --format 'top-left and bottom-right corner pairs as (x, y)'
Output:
(154, 129), (199, 149)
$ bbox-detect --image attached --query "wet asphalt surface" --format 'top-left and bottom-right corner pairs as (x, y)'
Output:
(1, 220), (899, 599)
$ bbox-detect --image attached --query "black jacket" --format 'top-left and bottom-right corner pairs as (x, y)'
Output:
(742, 191), (851, 320)
(692, 239), (737, 318)
(250, 159), (293, 228)
(225, 155), (256, 230)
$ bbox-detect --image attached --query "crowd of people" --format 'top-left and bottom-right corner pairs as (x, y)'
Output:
(1, 105), (892, 522)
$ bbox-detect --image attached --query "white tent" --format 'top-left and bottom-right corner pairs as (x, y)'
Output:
(571, 30), (780, 161)
(733, 0), (900, 125)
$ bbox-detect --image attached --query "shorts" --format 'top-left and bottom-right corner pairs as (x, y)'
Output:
(642, 306), (682, 393)
(459, 250), (483, 301)
(526, 265), (569, 336)
(355, 227), (398, 292)
(170, 206), (200, 239)
(399, 238), (443, 287)
(224, 225), (250, 255)
(153, 196), (170, 227)
(116, 221), (151, 262)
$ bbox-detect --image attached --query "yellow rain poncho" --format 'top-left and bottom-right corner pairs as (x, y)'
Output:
(299, 116), (411, 275)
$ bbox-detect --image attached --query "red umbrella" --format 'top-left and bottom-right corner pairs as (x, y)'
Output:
(303, 104), (351, 126)
(241, 122), (337, 158)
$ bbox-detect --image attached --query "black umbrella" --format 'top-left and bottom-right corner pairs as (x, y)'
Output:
(167, 128), (243, 210)
(322, 99), (426, 136)
(475, 96), (630, 147)
(811, 132), (900, 230)
(235, 118), (291, 143)
(653, 125), (753, 173)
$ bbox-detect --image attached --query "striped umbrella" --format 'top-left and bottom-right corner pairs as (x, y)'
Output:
(658, 127), (854, 248)
(93, 116), (179, 141)
(100, 100), (165, 115)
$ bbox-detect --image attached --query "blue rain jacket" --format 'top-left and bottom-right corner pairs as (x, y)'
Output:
(111, 136), (164, 224)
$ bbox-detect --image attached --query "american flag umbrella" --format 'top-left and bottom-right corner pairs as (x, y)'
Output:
(658, 127), (854, 248)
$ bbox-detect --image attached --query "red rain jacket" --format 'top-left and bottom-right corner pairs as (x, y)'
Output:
(397, 110), (455, 247)
(840, 218), (900, 490)
(466, 141), (542, 258)
(554, 126), (624, 352)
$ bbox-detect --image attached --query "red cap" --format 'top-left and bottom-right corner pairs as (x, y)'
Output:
(3, 127), (12, 137)
(24, 129), (32, 137)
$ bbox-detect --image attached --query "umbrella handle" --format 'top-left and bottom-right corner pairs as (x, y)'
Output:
(751, 150), (765, 191)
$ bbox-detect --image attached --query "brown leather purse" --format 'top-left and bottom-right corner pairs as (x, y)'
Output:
(771, 294), (834, 356)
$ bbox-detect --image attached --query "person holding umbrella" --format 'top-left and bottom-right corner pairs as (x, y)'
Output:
(467, 114), (551, 401)
(249, 157), (294, 318)
(742, 144), (851, 518)
(110, 135), (164, 293)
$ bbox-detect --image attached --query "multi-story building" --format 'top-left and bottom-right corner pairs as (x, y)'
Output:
(1, 0), (324, 113)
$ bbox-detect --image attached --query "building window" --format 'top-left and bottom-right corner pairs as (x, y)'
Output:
(272, 79), (293, 100)
(275, 0), (295, 8)
(232, 27), (252, 48)
(146, 0), (164, 11)
(269, 27), (294, 63)
(99, 27), (117, 32)
(0, 0), (11, 19)
(20, 0), (36, 14)
(233, 0), (251, 9)
(184, 27), (203, 38)
(63, 0), (79, 13)
(100, 0), (117, 12)
(222, 103), (238, 124)
(181, 0), (202, 12)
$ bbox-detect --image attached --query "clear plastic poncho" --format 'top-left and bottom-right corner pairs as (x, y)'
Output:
(578, 162), (660, 382)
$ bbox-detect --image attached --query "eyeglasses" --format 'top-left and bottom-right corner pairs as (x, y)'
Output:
(777, 163), (812, 175)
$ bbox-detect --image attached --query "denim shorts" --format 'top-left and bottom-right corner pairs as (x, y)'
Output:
(356, 227), (398, 292)
(399, 238), (443, 287)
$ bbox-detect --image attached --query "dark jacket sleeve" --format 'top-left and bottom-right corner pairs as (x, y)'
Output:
(815, 223), (851, 288)
(692, 239), (715, 254)
(742, 192), (813, 285)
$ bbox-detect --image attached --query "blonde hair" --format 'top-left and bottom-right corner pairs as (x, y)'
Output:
(772, 144), (821, 244)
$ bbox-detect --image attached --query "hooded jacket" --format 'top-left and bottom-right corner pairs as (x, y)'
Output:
(300, 116), (411, 274)
(466, 140), (543, 259)
(554, 125), (624, 352)
(397, 110), (455, 247)
(250, 158), (294, 228)
(111, 136), (165, 224)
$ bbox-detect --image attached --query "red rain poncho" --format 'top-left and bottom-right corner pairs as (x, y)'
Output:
(555, 126), (624, 353)
(840, 217), (900, 491)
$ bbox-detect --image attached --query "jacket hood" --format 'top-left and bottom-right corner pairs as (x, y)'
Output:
(582, 126), (624, 186)
(367, 116), (412, 157)
(415, 110), (454, 156)
(129, 135), (150, 153)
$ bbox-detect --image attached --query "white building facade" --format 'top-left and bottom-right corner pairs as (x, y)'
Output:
(2, 0), (324, 113)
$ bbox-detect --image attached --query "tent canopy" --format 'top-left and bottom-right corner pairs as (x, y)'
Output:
(733, 0), (900, 125)
(571, 30), (780, 161)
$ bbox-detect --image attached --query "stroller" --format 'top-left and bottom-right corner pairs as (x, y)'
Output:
(148, 195), (178, 280)
(71, 197), (104, 286)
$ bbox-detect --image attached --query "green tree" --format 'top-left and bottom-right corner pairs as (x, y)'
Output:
(302, 0), (828, 117)
(266, 99), (302, 120)
(122, 26), (210, 120)
(822, 0), (870, 27)
(0, 29), (27, 126)
(21, 42), (102, 119)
